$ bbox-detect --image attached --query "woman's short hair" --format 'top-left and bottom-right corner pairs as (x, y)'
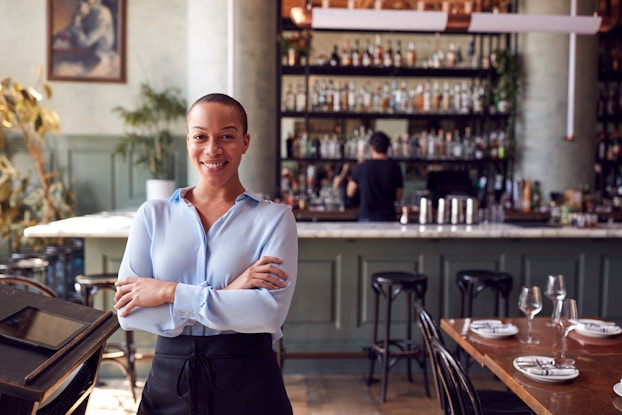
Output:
(188, 93), (248, 135)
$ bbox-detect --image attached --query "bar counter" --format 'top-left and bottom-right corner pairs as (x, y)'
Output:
(23, 211), (622, 373)
(22, 209), (622, 239)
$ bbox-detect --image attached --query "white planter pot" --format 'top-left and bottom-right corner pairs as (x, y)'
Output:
(146, 179), (176, 200)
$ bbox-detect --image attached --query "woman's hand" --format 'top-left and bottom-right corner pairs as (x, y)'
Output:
(225, 256), (288, 291)
(114, 277), (178, 317)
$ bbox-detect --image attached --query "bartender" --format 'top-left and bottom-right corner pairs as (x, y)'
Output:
(346, 131), (403, 222)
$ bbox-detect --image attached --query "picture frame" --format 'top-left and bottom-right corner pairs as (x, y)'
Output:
(47, 0), (126, 83)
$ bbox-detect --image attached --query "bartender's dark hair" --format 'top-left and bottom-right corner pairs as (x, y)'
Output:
(187, 93), (248, 135)
(369, 131), (390, 154)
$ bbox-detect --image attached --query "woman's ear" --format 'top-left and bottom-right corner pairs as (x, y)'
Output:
(242, 134), (250, 154)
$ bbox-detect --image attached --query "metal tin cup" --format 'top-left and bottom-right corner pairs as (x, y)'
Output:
(450, 197), (467, 224)
(437, 198), (447, 224)
(466, 198), (478, 225)
(419, 197), (432, 224)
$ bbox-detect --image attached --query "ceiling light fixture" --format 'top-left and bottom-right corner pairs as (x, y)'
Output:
(289, 6), (609, 35)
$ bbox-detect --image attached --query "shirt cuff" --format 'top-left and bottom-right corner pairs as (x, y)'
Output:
(172, 283), (204, 320)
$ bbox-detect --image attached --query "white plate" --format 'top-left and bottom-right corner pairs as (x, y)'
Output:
(575, 319), (621, 338)
(513, 356), (579, 383)
(615, 382), (622, 398)
(470, 320), (518, 339)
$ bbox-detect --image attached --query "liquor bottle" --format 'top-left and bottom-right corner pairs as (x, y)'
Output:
(317, 47), (327, 66)
(362, 81), (372, 112)
(422, 80), (432, 113)
(373, 34), (383, 67)
(415, 83), (424, 112)
(362, 39), (372, 67)
(325, 80), (334, 110)
(383, 39), (393, 68)
(351, 39), (361, 67)
(467, 35), (477, 68)
(446, 42), (456, 68)
(329, 45), (340, 66)
(432, 81), (441, 112)
(531, 180), (542, 210)
(340, 81), (349, 112)
(433, 32), (444, 68)
(332, 81), (341, 112)
(460, 80), (470, 114)
(472, 81), (484, 113)
(453, 82), (461, 113)
(347, 81), (356, 111)
(393, 40), (403, 67)
(406, 41), (417, 67)
(310, 79), (320, 111)
(341, 40), (352, 66)
(381, 82), (391, 113)
(318, 80), (327, 111)
(441, 81), (450, 113)
(372, 82), (381, 112)
(521, 179), (532, 212)
(284, 83), (295, 111)
(295, 82), (306, 112)
(451, 129), (464, 159)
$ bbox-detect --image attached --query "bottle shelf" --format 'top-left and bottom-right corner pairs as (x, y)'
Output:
(282, 157), (510, 164)
(282, 65), (494, 78)
(281, 111), (509, 120)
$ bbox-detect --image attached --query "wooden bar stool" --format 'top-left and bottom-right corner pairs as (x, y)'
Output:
(366, 271), (430, 403)
(0, 257), (50, 289)
(456, 269), (514, 318)
(75, 273), (137, 402)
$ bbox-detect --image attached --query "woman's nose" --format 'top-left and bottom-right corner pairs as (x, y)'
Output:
(203, 139), (221, 154)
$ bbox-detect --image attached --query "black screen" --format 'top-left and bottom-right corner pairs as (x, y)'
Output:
(0, 306), (90, 351)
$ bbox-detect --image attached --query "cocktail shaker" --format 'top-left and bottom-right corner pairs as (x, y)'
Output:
(419, 197), (432, 224)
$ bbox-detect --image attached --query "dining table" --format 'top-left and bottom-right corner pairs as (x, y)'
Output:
(440, 316), (622, 415)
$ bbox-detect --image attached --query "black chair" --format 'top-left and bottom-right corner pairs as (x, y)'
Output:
(456, 270), (514, 318)
(74, 273), (137, 402)
(367, 271), (430, 403)
(455, 270), (514, 371)
(415, 304), (533, 415)
(0, 275), (57, 297)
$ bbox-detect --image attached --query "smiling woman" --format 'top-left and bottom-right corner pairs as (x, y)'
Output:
(114, 93), (298, 415)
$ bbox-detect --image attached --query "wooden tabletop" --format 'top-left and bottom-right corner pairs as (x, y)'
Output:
(441, 317), (622, 415)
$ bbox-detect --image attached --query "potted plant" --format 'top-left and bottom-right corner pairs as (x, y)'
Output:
(0, 69), (75, 253)
(112, 83), (186, 199)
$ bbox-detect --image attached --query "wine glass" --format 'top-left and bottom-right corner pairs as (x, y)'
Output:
(518, 286), (543, 344)
(553, 298), (579, 367)
(545, 274), (566, 327)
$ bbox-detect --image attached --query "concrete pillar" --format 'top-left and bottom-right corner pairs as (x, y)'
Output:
(186, 0), (277, 196)
(516, 0), (598, 200)
(232, 1), (278, 198)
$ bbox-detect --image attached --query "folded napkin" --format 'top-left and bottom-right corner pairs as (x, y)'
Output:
(515, 357), (577, 376)
(470, 322), (516, 334)
(578, 322), (620, 334)
(525, 366), (578, 376)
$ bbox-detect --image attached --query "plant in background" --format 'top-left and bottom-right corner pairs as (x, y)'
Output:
(493, 48), (520, 151)
(0, 68), (75, 251)
(112, 83), (187, 180)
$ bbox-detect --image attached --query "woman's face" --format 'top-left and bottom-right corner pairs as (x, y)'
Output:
(186, 102), (250, 188)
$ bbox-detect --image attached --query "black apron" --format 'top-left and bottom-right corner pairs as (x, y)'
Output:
(137, 333), (292, 415)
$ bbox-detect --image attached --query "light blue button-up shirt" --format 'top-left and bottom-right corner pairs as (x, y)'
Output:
(117, 187), (298, 342)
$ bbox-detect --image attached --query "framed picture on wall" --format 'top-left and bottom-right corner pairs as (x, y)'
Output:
(47, 0), (126, 83)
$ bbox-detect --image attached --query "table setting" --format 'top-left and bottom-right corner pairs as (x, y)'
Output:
(469, 319), (519, 339)
(512, 355), (579, 382)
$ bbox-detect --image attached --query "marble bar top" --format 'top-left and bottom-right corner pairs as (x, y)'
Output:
(22, 210), (622, 239)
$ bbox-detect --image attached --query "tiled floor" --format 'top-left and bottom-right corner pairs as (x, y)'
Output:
(86, 372), (503, 414)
